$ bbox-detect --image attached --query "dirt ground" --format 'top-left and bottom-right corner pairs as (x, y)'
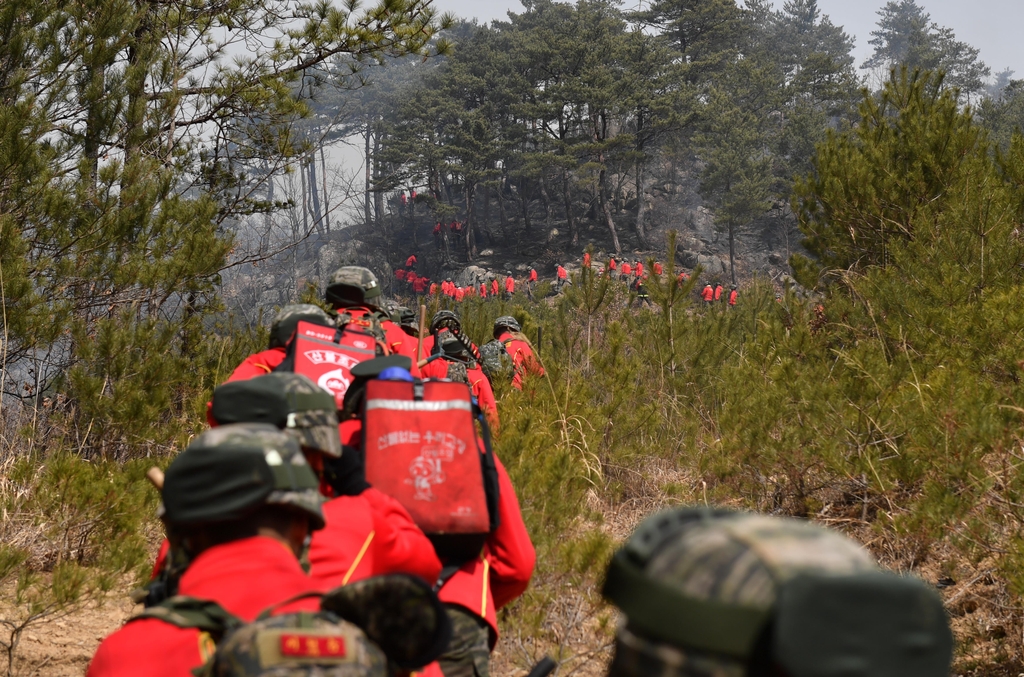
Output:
(4, 595), (137, 676)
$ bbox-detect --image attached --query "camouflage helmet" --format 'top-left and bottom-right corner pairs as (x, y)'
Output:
(430, 310), (460, 334)
(210, 374), (342, 458)
(207, 612), (387, 677)
(493, 315), (520, 338)
(439, 333), (469, 360)
(163, 423), (325, 530)
(602, 508), (952, 677)
(395, 306), (418, 332)
(325, 267), (381, 310)
(269, 304), (334, 350)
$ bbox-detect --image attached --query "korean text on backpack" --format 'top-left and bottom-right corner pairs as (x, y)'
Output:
(361, 379), (500, 564)
(274, 319), (386, 409)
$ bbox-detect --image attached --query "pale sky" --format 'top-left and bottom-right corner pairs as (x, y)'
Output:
(432, 0), (1024, 79)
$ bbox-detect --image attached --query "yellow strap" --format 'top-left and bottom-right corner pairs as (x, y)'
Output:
(480, 557), (490, 617)
(342, 531), (375, 585)
(256, 363), (272, 374)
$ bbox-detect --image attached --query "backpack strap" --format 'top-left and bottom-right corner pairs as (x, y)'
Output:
(254, 591), (325, 621)
(128, 596), (243, 637)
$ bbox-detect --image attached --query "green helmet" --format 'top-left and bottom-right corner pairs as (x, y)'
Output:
(325, 267), (382, 310)
(396, 307), (418, 332)
(430, 310), (460, 334)
(206, 612), (387, 677)
(210, 374), (341, 458)
(269, 304), (334, 349)
(493, 315), (520, 338)
(602, 508), (952, 677)
(163, 424), (325, 530)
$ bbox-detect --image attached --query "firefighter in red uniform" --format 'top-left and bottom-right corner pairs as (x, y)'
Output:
(527, 268), (538, 300)
(714, 283), (723, 301)
(226, 304), (333, 381)
(435, 449), (533, 677)
(406, 254), (417, 269)
(555, 264), (568, 291)
(336, 357), (532, 677)
(479, 282), (488, 299)
(504, 273), (515, 299)
(413, 276), (429, 295)
(433, 222), (443, 249)
(728, 285), (738, 306)
(608, 257), (617, 278)
(208, 374), (442, 589)
(396, 268), (407, 287)
(653, 261), (663, 276)
(620, 261), (632, 279)
(635, 260), (644, 278)
(419, 312), (499, 429)
(88, 424), (326, 677)
(455, 286), (465, 303)
(430, 282), (439, 296)
(583, 252), (591, 268)
(493, 316), (544, 391)
(701, 283), (714, 304)
(325, 267), (421, 371)
(490, 278), (499, 297)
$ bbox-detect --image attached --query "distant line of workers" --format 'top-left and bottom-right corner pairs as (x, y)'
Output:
(395, 252), (739, 307)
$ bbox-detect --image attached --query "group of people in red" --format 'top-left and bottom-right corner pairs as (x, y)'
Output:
(88, 265), (542, 677)
(433, 221), (466, 249)
(700, 281), (739, 306)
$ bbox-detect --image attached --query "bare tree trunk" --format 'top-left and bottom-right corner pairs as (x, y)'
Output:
(300, 155), (309, 235)
(635, 159), (648, 247)
(498, 174), (510, 246)
(372, 130), (383, 227)
(728, 221), (737, 286)
(520, 177), (532, 233)
(562, 167), (577, 245)
(599, 167), (621, 255)
(465, 182), (477, 259)
(539, 174), (551, 226)
(364, 120), (372, 226)
(320, 145), (330, 232)
(308, 155), (323, 235)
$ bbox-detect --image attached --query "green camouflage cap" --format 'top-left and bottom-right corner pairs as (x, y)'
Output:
(396, 307), (418, 333)
(493, 315), (520, 337)
(211, 374), (342, 458)
(603, 508), (952, 677)
(325, 267), (381, 309)
(269, 304), (334, 349)
(207, 611), (388, 677)
(163, 424), (325, 530)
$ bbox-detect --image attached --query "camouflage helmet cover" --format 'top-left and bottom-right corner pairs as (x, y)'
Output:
(430, 310), (460, 334)
(163, 423), (325, 530)
(211, 374), (342, 458)
(269, 304), (334, 349)
(395, 306), (418, 330)
(493, 315), (520, 338)
(603, 508), (952, 677)
(325, 267), (381, 309)
(208, 611), (388, 677)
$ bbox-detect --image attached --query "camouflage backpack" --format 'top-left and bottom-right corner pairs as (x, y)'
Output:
(479, 338), (513, 381)
(128, 575), (451, 677)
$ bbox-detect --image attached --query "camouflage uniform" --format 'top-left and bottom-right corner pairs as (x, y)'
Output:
(326, 267), (383, 309)
(162, 423), (325, 529)
(269, 304), (335, 349)
(437, 606), (491, 677)
(206, 612), (387, 677)
(211, 373), (341, 458)
(602, 508), (953, 677)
